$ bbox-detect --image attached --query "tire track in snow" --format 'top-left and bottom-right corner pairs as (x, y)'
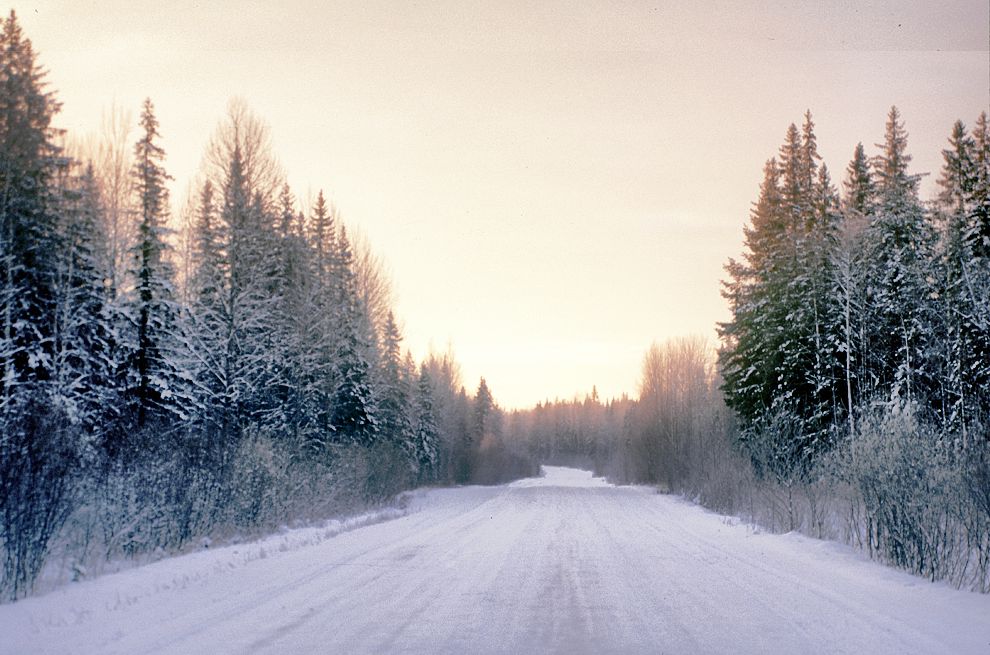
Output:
(2, 467), (988, 655)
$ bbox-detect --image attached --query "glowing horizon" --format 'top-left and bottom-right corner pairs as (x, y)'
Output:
(12, 0), (989, 409)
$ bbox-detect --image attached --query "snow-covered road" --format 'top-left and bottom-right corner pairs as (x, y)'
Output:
(3, 466), (989, 654)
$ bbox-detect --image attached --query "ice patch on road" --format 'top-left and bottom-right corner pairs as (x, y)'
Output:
(509, 465), (613, 488)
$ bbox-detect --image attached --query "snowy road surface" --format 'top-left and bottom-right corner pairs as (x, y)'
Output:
(3, 466), (989, 654)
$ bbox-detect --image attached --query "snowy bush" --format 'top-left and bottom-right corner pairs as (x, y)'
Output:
(819, 407), (985, 589)
(0, 406), (83, 601)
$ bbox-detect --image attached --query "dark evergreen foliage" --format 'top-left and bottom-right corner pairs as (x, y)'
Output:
(124, 98), (180, 430)
(2, 11), (986, 600)
(0, 10), (62, 411)
(721, 106), (990, 486)
(0, 17), (515, 600)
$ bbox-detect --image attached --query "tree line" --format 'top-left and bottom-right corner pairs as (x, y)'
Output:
(0, 11), (533, 601)
(509, 108), (990, 591)
(3, 7), (987, 601)
(721, 107), (989, 474)
(717, 105), (990, 588)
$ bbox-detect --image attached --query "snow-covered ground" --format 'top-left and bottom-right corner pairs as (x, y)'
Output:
(2, 466), (988, 654)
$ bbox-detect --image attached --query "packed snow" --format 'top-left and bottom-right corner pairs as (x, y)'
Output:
(509, 465), (612, 488)
(2, 466), (988, 654)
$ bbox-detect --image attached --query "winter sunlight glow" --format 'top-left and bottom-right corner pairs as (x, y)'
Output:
(12, 0), (987, 407)
(2, 3), (990, 651)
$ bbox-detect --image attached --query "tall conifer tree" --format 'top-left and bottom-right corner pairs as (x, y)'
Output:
(862, 106), (936, 411)
(0, 10), (62, 415)
(125, 98), (179, 431)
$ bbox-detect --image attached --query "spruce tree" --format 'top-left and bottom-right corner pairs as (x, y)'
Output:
(0, 11), (80, 601)
(720, 155), (808, 476)
(190, 181), (221, 306)
(844, 143), (875, 215)
(308, 190), (336, 292)
(125, 98), (179, 431)
(862, 106), (937, 412)
(0, 10), (62, 416)
(271, 184), (318, 446)
(473, 377), (494, 443)
(969, 113), (990, 259)
(413, 364), (441, 482)
(967, 113), (990, 428)
(329, 226), (377, 446)
(936, 115), (990, 439)
(305, 191), (340, 442)
(801, 162), (843, 440)
(50, 163), (115, 438)
(721, 114), (844, 476)
(935, 120), (977, 434)
(378, 311), (413, 456)
(834, 143), (876, 433)
(184, 141), (284, 443)
(720, 158), (785, 427)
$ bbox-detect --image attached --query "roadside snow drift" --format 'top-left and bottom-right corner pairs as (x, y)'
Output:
(2, 466), (988, 654)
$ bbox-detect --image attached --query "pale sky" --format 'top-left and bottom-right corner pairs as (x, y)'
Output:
(12, 1), (990, 408)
